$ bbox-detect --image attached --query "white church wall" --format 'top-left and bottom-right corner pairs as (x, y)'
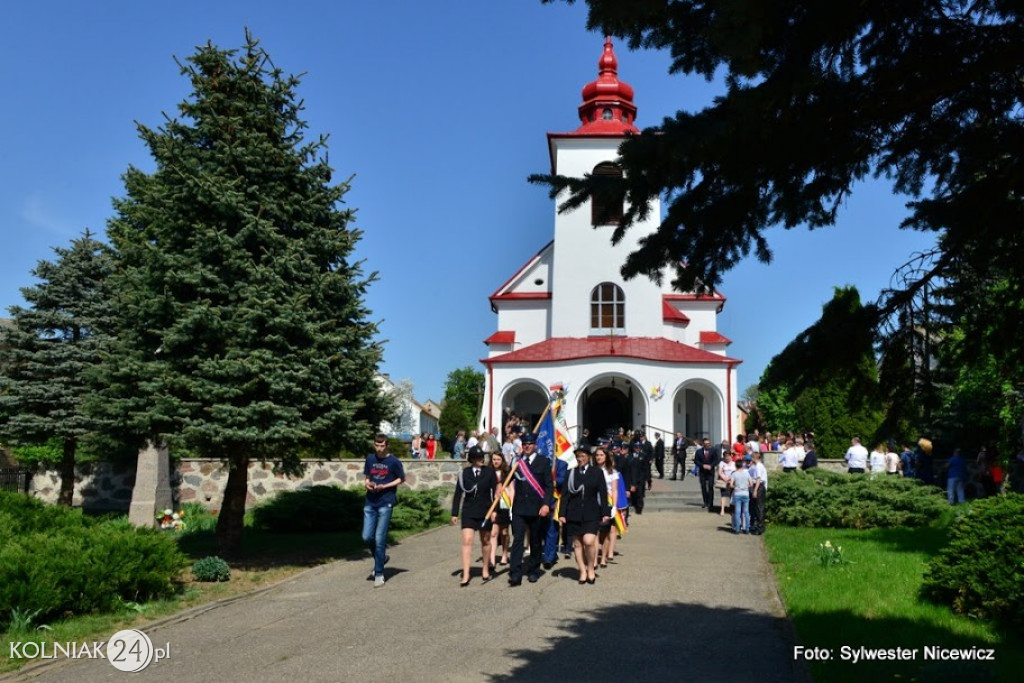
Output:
(549, 139), (666, 340)
(493, 300), (551, 351)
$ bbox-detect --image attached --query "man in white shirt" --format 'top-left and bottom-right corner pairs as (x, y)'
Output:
(844, 437), (869, 474)
(779, 440), (800, 472)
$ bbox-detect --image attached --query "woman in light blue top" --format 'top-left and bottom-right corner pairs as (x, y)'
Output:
(729, 460), (752, 534)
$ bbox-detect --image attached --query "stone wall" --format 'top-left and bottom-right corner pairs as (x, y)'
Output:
(27, 453), (855, 510)
(28, 461), (137, 510)
(27, 458), (464, 511)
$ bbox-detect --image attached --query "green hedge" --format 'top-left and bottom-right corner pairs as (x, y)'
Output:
(250, 485), (446, 533)
(250, 485), (364, 533)
(768, 469), (948, 528)
(923, 494), (1024, 628)
(0, 493), (188, 626)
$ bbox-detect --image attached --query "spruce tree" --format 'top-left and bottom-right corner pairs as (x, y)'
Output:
(755, 286), (884, 457)
(0, 230), (116, 506)
(94, 34), (388, 555)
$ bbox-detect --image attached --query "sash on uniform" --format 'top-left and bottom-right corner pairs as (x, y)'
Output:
(517, 457), (546, 499)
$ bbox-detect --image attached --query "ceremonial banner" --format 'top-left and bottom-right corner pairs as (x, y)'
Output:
(610, 499), (627, 535)
(536, 410), (558, 461)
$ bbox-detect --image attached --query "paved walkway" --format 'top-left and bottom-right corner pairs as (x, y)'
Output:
(10, 489), (805, 683)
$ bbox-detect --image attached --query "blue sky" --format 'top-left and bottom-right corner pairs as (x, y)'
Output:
(1, 1), (937, 404)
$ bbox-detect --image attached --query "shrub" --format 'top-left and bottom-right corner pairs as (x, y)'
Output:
(250, 485), (364, 533)
(389, 489), (446, 531)
(250, 485), (447, 534)
(768, 469), (947, 528)
(191, 556), (231, 582)
(922, 494), (1024, 628)
(0, 494), (188, 622)
(179, 502), (218, 534)
(0, 491), (96, 534)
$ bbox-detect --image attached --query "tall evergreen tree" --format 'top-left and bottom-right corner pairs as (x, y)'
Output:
(755, 286), (884, 457)
(0, 230), (116, 506)
(93, 34), (388, 555)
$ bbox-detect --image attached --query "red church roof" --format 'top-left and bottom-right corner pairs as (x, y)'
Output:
(574, 37), (638, 135)
(700, 331), (733, 345)
(484, 331), (516, 345)
(483, 337), (740, 365)
(662, 299), (690, 325)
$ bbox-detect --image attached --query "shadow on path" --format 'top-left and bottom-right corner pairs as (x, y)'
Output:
(490, 601), (800, 683)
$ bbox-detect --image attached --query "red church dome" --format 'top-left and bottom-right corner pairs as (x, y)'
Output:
(576, 37), (638, 134)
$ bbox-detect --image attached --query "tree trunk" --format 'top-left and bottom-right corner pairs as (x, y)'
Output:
(216, 452), (249, 558)
(57, 438), (77, 507)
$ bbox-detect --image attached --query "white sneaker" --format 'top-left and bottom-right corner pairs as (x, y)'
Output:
(374, 575), (385, 588)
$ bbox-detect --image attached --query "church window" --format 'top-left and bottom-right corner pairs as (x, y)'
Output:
(591, 283), (625, 332)
(602, 108), (613, 120)
(591, 162), (624, 226)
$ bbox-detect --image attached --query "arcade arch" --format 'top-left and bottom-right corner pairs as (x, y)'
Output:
(672, 381), (724, 444)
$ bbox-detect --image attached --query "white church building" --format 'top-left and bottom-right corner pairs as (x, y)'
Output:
(480, 38), (742, 444)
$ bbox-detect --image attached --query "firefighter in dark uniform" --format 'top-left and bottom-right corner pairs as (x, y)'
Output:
(451, 446), (498, 586)
(507, 432), (554, 586)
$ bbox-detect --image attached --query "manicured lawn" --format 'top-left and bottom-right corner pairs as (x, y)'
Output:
(766, 524), (1023, 682)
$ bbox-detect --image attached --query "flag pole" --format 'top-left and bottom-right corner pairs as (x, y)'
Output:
(532, 401), (552, 434)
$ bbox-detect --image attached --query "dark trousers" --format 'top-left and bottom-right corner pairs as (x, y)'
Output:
(699, 471), (715, 508)
(655, 457), (665, 478)
(672, 454), (686, 479)
(631, 487), (645, 514)
(510, 513), (545, 580)
(751, 487), (766, 529)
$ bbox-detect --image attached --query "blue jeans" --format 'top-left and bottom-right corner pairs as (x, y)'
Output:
(732, 495), (750, 532)
(362, 503), (393, 576)
(947, 477), (965, 504)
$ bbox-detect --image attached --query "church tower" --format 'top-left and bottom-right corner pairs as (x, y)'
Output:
(548, 37), (663, 340)
(482, 39), (741, 444)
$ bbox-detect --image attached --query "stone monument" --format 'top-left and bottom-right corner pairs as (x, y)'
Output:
(128, 441), (173, 527)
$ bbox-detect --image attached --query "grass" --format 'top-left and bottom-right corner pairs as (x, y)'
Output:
(765, 521), (1024, 683)
(0, 506), (445, 673)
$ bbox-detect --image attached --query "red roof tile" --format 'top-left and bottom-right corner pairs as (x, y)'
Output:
(662, 299), (690, 325)
(489, 292), (551, 302)
(700, 331), (732, 345)
(484, 337), (740, 365)
(484, 331), (516, 345)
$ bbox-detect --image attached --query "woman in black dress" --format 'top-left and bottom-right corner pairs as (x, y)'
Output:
(559, 446), (611, 584)
(451, 446), (498, 586)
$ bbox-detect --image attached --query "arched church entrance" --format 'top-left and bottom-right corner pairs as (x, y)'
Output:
(578, 375), (645, 440)
(501, 381), (548, 434)
(584, 388), (630, 438)
(672, 381), (723, 444)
